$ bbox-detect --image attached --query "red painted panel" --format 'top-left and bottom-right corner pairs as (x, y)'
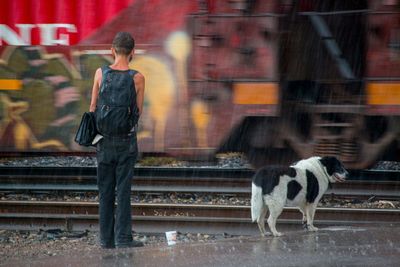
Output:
(367, 2), (400, 78)
(82, 0), (198, 45)
(205, 0), (277, 13)
(0, 0), (136, 45)
(190, 15), (278, 80)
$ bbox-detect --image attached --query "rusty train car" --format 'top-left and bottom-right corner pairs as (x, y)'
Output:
(0, 0), (399, 169)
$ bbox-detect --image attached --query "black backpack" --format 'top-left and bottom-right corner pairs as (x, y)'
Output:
(95, 66), (139, 137)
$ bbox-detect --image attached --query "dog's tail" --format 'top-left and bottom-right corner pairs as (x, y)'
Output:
(251, 183), (264, 222)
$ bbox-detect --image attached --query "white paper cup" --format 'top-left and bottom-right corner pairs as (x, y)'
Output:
(165, 231), (177, 245)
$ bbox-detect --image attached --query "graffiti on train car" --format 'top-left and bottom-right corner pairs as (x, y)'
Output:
(0, 0), (220, 153)
(0, 30), (213, 153)
(0, 46), (79, 151)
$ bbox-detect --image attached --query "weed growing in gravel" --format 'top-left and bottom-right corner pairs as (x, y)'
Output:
(137, 157), (186, 167)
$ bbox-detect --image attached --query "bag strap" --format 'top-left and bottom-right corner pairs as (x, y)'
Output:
(101, 65), (111, 76)
(129, 69), (138, 77)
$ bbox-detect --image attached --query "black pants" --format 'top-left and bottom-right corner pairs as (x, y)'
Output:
(96, 134), (137, 248)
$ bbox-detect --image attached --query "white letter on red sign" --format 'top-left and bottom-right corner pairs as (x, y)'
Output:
(16, 24), (35, 45)
(0, 24), (32, 45)
(37, 24), (77, 45)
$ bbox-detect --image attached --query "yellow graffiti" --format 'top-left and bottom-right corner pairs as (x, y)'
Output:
(166, 31), (191, 62)
(130, 56), (175, 150)
(0, 94), (67, 150)
(166, 31), (192, 146)
(190, 99), (210, 147)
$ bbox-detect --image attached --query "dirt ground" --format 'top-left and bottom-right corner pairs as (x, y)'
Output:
(0, 229), (227, 264)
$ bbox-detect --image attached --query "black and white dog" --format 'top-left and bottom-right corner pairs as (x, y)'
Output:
(251, 156), (348, 237)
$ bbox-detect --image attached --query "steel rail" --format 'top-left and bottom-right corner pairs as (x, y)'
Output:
(1, 174), (399, 199)
(1, 166), (400, 180)
(1, 201), (399, 221)
(0, 184), (398, 200)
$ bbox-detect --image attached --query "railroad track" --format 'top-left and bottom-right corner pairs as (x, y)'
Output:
(0, 166), (400, 199)
(1, 166), (399, 234)
(0, 200), (399, 235)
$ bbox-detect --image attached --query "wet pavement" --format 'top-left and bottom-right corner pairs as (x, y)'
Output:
(3, 225), (400, 267)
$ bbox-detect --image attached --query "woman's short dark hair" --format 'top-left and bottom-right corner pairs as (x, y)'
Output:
(112, 32), (135, 55)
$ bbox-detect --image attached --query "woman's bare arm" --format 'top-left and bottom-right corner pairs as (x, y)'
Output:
(89, 68), (102, 112)
(134, 72), (145, 116)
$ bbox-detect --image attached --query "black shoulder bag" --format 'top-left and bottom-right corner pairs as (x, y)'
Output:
(74, 112), (97, 147)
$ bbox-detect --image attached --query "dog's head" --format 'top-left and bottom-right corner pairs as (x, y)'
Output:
(319, 156), (348, 183)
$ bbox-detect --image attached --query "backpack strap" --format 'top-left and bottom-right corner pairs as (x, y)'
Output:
(101, 65), (110, 74)
(100, 65), (111, 84)
(129, 69), (138, 77)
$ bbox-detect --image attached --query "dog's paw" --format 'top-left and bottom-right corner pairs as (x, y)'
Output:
(272, 232), (283, 237)
(307, 225), (319, 232)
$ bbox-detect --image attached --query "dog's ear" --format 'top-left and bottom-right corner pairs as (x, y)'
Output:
(319, 156), (339, 176)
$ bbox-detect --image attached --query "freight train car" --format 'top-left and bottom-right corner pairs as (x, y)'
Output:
(212, 0), (400, 169)
(0, 0), (399, 169)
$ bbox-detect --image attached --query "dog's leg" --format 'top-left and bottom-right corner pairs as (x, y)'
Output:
(299, 204), (307, 229)
(306, 203), (318, 231)
(266, 200), (284, 237)
(257, 206), (268, 236)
